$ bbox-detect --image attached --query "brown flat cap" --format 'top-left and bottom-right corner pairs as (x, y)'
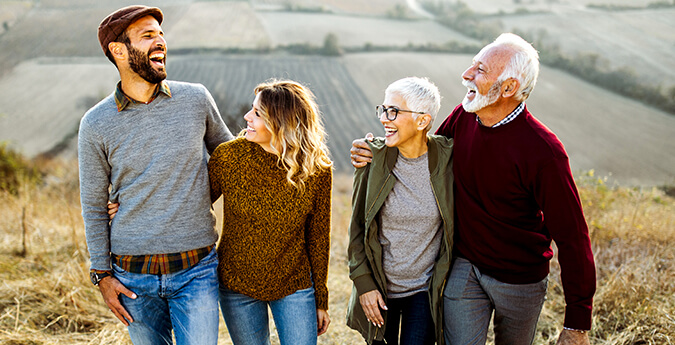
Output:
(98, 5), (163, 57)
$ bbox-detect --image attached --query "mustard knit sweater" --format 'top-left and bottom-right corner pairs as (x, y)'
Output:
(208, 138), (332, 310)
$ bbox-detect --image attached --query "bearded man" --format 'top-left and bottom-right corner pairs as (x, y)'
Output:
(351, 33), (596, 345)
(78, 6), (233, 344)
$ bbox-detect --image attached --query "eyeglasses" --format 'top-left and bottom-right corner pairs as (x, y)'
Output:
(375, 105), (426, 121)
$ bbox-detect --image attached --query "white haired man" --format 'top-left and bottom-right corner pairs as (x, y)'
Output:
(351, 34), (596, 345)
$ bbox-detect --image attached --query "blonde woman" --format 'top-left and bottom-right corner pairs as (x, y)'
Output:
(208, 80), (333, 345)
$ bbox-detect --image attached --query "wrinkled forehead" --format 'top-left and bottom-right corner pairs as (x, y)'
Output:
(473, 44), (514, 71)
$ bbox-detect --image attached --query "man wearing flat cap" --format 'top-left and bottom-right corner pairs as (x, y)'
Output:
(78, 5), (233, 344)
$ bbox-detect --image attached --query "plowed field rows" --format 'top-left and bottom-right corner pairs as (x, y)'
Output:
(169, 54), (380, 171)
(497, 8), (675, 89)
(256, 11), (476, 47)
(0, 1), (191, 77)
(345, 52), (675, 186)
(169, 2), (271, 51)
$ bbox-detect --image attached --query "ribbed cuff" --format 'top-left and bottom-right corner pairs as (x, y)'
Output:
(563, 304), (593, 330)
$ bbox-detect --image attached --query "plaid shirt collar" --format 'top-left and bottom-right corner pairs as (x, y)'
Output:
(114, 80), (172, 112)
(476, 102), (524, 128)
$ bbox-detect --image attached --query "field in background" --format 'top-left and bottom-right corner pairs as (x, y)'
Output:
(434, 0), (668, 14)
(0, 1), (674, 342)
(169, 2), (271, 50)
(497, 8), (675, 89)
(1, 51), (674, 181)
(255, 11), (476, 47)
(0, 157), (673, 344)
(0, 0), (673, 184)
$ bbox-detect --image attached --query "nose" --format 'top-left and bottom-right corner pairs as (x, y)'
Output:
(156, 36), (166, 49)
(244, 110), (252, 121)
(379, 111), (390, 124)
(462, 65), (474, 81)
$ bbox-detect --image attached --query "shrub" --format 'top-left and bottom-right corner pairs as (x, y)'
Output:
(0, 142), (41, 194)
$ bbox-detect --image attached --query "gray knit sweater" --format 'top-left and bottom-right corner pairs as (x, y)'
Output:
(78, 80), (233, 271)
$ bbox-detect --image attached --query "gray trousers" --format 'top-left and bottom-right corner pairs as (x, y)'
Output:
(443, 257), (548, 345)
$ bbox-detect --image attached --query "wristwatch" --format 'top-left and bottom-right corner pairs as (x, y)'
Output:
(90, 270), (112, 286)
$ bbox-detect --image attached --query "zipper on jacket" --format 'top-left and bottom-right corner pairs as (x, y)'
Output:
(366, 173), (392, 216)
(431, 178), (450, 345)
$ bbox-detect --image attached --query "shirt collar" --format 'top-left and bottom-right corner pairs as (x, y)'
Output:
(476, 102), (524, 128)
(114, 80), (172, 111)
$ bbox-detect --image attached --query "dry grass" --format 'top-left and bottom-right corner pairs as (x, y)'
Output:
(0, 161), (673, 344)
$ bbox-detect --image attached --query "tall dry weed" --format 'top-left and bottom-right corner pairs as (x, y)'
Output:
(1, 162), (673, 344)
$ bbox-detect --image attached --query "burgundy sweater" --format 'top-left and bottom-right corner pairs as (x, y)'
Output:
(436, 104), (596, 330)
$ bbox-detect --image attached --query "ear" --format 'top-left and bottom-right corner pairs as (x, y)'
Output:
(501, 78), (520, 99)
(417, 114), (432, 130)
(108, 42), (126, 62)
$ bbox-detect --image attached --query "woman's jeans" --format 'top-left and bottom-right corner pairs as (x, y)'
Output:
(443, 257), (548, 345)
(219, 285), (318, 345)
(112, 247), (220, 345)
(372, 291), (435, 345)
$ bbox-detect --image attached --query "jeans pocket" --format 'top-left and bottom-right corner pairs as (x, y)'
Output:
(111, 262), (127, 277)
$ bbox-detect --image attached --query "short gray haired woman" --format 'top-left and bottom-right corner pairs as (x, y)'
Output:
(346, 77), (454, 345)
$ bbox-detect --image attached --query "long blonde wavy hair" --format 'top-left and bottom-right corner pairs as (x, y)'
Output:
(243, 79), (332, 189)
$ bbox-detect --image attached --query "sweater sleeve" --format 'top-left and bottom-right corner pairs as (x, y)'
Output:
(78, 117), (113, 271)
(207, 143), (226, 203)
(201, 85), (234, 153)
(306, 168), (333, 310)
(434, 104), (463, 138)
(347, 163), (379, 296)
(535, 157), (596, 330)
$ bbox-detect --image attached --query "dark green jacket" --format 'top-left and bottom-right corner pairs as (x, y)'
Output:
(346, 136), (454, 344)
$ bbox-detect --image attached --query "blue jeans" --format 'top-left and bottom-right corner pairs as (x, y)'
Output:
(372, 291), (435, 345)
(111, 247), (220, 345)
(443, 257), (548, 345)
(219, 285), (318, 345)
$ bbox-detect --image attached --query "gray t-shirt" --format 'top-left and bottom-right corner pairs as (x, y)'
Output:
(379, 151), (443, 298)
(78, 80), (233, 270)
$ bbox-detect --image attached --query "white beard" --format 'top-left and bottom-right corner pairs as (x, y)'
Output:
(462, 80), (502, 113)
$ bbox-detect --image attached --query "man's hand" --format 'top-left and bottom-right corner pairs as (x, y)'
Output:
(107, 202), (119, 220)
(317, 309), (331, 336)
(358, 289), (387, 328)
(98, 276), (137, 326)
(350, 133), (375, 168)
(556, 329), (590, 345)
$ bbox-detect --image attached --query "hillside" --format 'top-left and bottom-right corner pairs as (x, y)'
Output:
(496, 8), (675, 90)
(0, 0), (673, 184)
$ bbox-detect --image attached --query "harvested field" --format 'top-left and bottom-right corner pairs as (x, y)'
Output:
(169, 2), (271, 51)
(344, 52), (675, 186)
(496, 8), (675, 89)
(256, 11), (476, 47)
(0, 58), (118, 158)
(343, 52), (470, 129)
(0, 1), (191, 77)
(315, 0), (408, 16)
(168, 54), (379, 171)
(252, 0), (408, 15)
(434, 0), (663, 14)
(2, 50), (675, 183)
(0, 1), (32, 36)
